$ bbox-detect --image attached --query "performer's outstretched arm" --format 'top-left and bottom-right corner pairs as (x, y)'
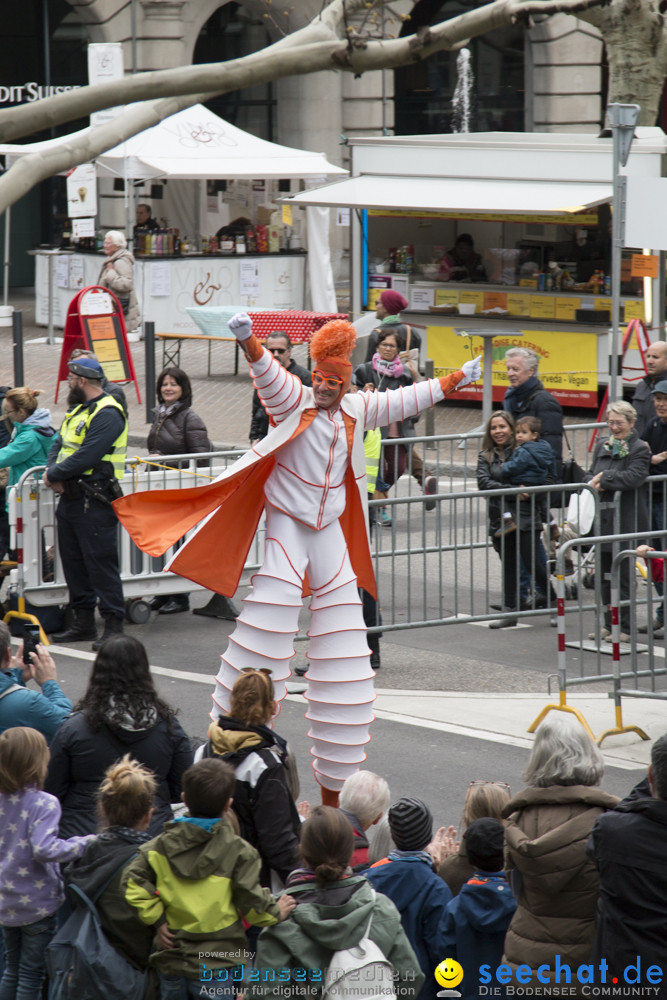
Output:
(360, 356), (481, 431)
(230, 312), (307, 425)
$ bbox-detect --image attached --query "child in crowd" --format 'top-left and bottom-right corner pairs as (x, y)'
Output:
(0, 726), (95, 998)
(64, 754), (159, 976)
(441, 818), (517, 1000)
(123, 757), (296, 999)
(365, 796), (452, 1000)
(496, 415), (556, 537)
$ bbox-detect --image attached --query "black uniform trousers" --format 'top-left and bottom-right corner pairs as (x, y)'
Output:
(56, 494), (125, 619)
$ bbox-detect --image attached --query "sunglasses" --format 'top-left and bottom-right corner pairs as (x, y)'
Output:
(469, 780), (511, 794)
(312, 371), (344, 390)
(268, 347), (288, 355)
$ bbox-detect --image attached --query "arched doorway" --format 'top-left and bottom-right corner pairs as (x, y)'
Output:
(394, 0), (525, 134)
(193, 3), (276, 140)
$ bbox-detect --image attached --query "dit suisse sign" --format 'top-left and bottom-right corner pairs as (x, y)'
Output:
(0, 83), (81, 104)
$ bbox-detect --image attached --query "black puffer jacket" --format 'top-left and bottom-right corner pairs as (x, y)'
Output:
(204, 715), (301, 887)
(44, 710), (194, 838)
(147, 402), (210, 461)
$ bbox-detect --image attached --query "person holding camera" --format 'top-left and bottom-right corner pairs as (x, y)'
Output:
(42, 356), (128, 651)
(0, 620), (72, 743)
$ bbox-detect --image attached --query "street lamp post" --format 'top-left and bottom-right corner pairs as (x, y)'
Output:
(608, 102), (640, 404)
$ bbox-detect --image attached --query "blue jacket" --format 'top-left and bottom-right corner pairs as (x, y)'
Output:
(365, 854), (452, 1000)
(442, 873), (517, 1000)
(0, 408), (55, 490)
(0, 666), (72, 743)
(498, 439), (555, 486)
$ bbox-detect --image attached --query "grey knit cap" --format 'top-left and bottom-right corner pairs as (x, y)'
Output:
(388, 797), (433, 851)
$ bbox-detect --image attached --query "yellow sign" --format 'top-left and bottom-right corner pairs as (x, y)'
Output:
(282, 204), (293, 227)
(367, 210), (598, 225)
(460, 290), (484, 311)
(367, 288), (382, 310)
(507, 293), (532, 316)
(434, 288), (460, 307)
(625, 300), (646, 322)
(428, 326), (598, 394)
(593, 297), (612, 314)
(530, 296), (556, 319)
(555, 297), (580, 321)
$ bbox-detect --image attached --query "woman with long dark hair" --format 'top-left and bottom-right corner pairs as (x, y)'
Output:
(44, 635), (193, 837)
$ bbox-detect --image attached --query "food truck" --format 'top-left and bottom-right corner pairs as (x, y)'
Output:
(288, 130), (667, 408)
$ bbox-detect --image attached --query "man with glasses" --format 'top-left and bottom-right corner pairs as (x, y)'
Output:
(249, 332), (311, 446)
(115, 314), (480, 806)
(42, 357), (127, 650)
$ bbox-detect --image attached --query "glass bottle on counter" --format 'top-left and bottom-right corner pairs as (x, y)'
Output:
(236, 232), (246, 254)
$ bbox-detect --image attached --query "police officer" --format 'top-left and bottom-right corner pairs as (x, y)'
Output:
(43, 357), (128, 650)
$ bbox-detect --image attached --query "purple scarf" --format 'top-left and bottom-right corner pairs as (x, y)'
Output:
(372, 352), (405, 379)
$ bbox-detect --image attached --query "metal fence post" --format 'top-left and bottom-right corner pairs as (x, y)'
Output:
(144, 321), (155, 425)
(12, 308), (23, 387)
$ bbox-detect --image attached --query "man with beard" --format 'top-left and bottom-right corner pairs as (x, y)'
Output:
(42, 357), (128, 650)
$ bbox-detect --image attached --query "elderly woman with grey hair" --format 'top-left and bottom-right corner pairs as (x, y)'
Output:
(587, 399), (650, 642)
(501, 714), (619, 982)
(339, 770), (390, 870)
(97, 230), (140, 331)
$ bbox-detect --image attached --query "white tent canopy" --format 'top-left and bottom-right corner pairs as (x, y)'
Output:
(1, 105), (347, 310)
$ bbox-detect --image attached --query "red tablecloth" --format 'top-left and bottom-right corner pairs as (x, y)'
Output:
(248, 311), (348, 344)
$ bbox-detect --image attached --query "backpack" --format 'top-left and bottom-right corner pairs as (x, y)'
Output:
(322, 890), (397, 1000)
(45, 858), (147, 1000)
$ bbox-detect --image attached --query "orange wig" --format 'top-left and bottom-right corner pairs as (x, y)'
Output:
(310, 320), (357, 364)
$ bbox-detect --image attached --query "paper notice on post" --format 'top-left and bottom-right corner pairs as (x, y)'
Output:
(55, 255), (70, 289)
(239, 259), (260, 305)
(69, 256), (85, 290)
(149, 262), (171, 297)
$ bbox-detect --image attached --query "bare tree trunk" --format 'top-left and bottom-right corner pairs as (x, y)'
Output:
(578, 0), (667, 125)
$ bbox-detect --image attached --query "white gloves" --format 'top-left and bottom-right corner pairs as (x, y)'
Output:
(458, 354), (482, 387)
(228, 312), (253, 341)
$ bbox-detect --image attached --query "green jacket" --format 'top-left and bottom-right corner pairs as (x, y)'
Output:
(250, 875), (425, 999)
(123, 816), (280, 978)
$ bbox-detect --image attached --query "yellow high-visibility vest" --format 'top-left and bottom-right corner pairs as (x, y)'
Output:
(56, 394), (127, 480)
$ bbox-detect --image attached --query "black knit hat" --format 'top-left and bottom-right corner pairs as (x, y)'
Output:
(388, 797), (433, 851)
(464, 817), (505, 872)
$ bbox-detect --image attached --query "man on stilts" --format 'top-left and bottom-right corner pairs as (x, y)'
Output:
(115, 314), (480, 804)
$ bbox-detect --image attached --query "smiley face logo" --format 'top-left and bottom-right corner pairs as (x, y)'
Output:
(435, 958), (464, 990)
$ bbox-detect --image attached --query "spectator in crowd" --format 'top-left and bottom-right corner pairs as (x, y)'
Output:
(202, 667), (301, 890)
(639, 379), (667, 637)
(147, 366), (211, 615)
(0, 727), (94, 999)
(502, 714), (619, 982)
(586, 401), (650, 643)
(477, 412), (551, 628)
(355, 329), (438, 518)
(0, 384), (12, 560)
(97, 230), (141, 332)
(69, 348), (128, 416)
(364, 289), (422, 364)
(135, 203), (159, 233)
(365, 796), (452, 1000)
(252, 804), (424, 1000)
(339, 770), (391, 871)
(439, 778), (511, 896)
(632, 339), (667, 436)
(368, 813), (395, 865)
(438, 234), (487, 283)
(441, 818), (517, 1000)
(64, 755), (158, 980)
(503, 347), (563, 474)
(44, 635), (193, 838)
(586, 734), (667, 990)
(0, 387), (55, 496)
(0, 622), (72, 743)
(123, 758), (295, 997)
(44, 356), (128, 649)
(249, 332), (311, 445)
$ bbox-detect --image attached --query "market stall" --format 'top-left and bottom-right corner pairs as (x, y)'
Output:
(286, 129), (667, 407)
(0, 105), (346, 329)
